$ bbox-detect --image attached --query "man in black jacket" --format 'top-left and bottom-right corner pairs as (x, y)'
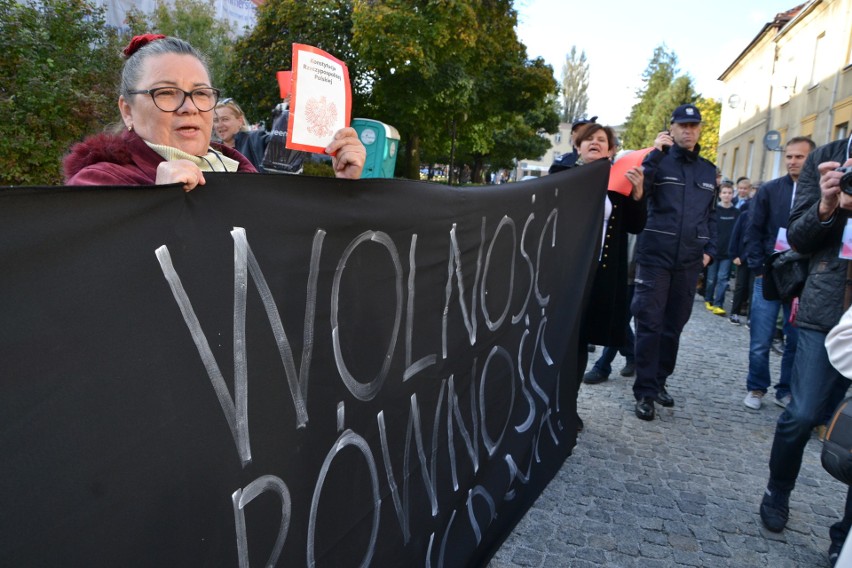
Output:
(759, 135), (852, 566)
(742, 137), (815, 410)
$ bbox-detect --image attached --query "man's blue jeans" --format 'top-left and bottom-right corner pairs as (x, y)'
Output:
(704, 258), (732, 307)
(768, 327), (850, 492)
(745, 276), (796, 399)
(592, 323), (635, 376)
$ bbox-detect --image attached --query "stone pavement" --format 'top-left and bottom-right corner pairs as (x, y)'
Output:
(490, 295), (849, 567)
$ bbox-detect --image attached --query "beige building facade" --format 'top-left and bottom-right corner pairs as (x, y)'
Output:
(718, 0), (852, 184)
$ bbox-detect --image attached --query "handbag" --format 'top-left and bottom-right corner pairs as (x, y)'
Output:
(822, 396), (852, 485)
(762, 250), (809, 302)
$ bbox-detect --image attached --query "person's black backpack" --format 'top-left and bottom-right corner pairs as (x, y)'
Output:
(822, 397), (852, 485)
(261, 106), (306, 174)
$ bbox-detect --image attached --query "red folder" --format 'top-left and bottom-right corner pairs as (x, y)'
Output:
(609, 147), (653, 196)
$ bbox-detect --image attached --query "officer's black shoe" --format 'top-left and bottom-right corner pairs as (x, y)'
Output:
(656, 388), (675, 407)
(635, 397), (655, 421)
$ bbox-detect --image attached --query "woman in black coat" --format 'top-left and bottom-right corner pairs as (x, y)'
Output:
(570, 124), (647, 427)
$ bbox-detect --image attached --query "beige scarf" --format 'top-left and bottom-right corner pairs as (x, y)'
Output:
(145, 142), (240, 172)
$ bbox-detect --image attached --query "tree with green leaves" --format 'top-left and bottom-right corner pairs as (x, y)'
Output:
(351, 0), (558, 181)
(125, 0), (235, 96)
(560, 46), (589, 124)
(0, 0), (124, 186)
(224, 0), (365, 128)
(621, 45), (719, 164)
(457, 56), (560, 182)
(695, 97), (721, 164)
(351, 0), (482, 180)
(645, 75), (696, 139)
(622, 44), (682, 150)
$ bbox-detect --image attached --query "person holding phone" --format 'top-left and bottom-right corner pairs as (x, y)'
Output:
(757, 135), (852, 567)
(630, 103), (718, 421)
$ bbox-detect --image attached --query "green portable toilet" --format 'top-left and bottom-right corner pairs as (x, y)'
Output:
(352, 118), (400, 178)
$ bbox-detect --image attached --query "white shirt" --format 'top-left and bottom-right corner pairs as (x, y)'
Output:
(826, 304), (852, 379)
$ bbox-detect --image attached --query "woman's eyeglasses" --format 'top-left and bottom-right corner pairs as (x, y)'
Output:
(128, 87), (220, 112)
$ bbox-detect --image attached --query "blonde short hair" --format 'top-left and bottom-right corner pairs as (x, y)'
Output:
(215, 98), (250, 132)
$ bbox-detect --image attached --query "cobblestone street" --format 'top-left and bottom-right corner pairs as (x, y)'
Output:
(490, 294), (848, 567)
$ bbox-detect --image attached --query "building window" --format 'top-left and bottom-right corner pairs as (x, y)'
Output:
(801, 114), (817, 140)
(836, 122), (849, 141)
(731, 147), (740, 178)
(847, 27), (852, 68)
(779, 56), (796, 104)
(810, 33), (826, 88)
(746, 140), (754, 178)
(772, 151), (782, 180)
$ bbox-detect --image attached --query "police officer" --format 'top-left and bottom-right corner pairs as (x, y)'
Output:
(631, 103), (717, 421)
(549, 116), (598, 173)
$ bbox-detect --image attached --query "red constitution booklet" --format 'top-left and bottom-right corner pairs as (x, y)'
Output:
(286, 43), (352, 155)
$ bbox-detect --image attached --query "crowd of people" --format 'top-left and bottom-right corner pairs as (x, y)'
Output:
(558, 104), (852, 564)
(58, 32), (852, 567)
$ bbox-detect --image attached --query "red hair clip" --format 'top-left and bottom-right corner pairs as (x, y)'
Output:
(123, 34), (166, 58)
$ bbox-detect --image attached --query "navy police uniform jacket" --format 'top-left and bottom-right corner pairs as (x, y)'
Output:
(548, 150), (579, 174)
(635, 143), (717, 269)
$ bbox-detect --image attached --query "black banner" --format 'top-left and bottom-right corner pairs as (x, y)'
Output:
(0, 161), (607, 567)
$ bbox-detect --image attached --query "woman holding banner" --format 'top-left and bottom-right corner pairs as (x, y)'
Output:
(569, 123), (647, 428)
(63, 34), (365, 190)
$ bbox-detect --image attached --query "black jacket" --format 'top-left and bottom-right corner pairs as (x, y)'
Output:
(549, 149), (579, 173)
(728, 199), (751, 259)
(234, 130), (271, 172)
(586, 190), (646, 346)
(635, 144), (717, 269)
(745, 174), (796, 275)
(787, 138), (851, 332)
(715, 205), (740, 260)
